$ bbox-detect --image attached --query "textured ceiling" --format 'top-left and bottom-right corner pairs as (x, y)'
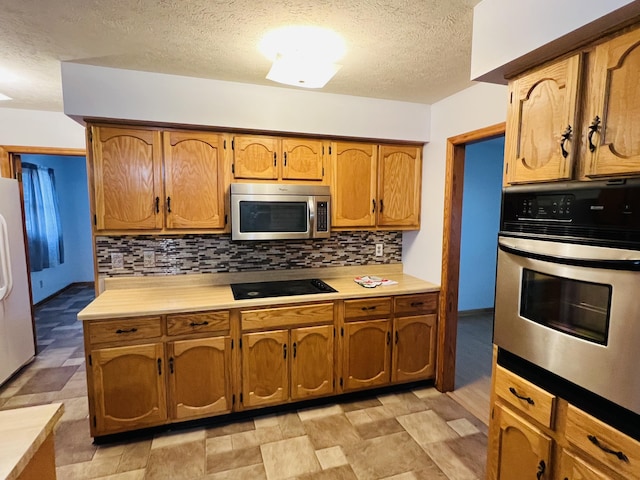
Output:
(0, 0), (481, 112)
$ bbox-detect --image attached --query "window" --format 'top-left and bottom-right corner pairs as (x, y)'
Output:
(22, 163), (64, 271)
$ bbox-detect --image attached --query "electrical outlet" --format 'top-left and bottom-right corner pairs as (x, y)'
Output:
(375, 243), (383, 257)
(111, 252), (124, 269)
(143, 251), (155, 268)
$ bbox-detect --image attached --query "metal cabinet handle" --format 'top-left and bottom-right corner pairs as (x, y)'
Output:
(283, 343), (287, 359)
(284, 152), (287, 166)
(372, 199), (376, 213)
(380, 199), (384, 213)
(395, 331), (398, 344)
(560, 125), (572, 158)
(115, 328), (138, 334)
(273, 152), (277, 166)
(293, 342), (297, 358)
(588, 435), (629, 462)
(509, 387), (535, 405)
(536, 460), (546, 479)
(387, 331), (391, 345)
(189, 321), (209, 327)
(410, 302), (424, 307)
(588, 116), (601, 153)
(157, 358), (162, 375)
(167, 196), (171, 213)
(169, 357), (174, 374)
(155, 196), (160, 213)
(361, 306), (377, 311)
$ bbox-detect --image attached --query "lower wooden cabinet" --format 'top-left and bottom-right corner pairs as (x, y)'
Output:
(168, 336), (232, 421)
(90, 343), (168, 435)
(343, 319), (391, 391)
(560, 450), (614, 480)
(392, 314), (436, 382)
(290, 325), (334, 400)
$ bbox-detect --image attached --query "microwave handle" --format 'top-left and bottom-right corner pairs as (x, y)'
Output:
(309, 198), (316, 236)
(498, 241), (640, 271)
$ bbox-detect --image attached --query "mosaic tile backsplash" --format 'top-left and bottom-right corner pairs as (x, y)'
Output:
(96, 231), (402, 277)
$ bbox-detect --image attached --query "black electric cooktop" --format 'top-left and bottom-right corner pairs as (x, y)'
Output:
(230, 278), (337, 300)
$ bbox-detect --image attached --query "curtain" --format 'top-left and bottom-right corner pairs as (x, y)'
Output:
(22, 162), (64, 272)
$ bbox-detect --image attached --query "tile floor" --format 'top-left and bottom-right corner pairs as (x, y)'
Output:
(0, 285), (491, 480)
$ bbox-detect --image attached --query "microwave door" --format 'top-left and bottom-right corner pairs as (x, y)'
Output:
(233, 195), (311, 240)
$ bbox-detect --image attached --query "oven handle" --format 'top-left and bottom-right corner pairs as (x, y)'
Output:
(498, 242), (640, 271)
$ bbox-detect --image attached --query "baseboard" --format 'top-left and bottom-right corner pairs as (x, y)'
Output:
(458, 307), (494, 317)
(33, 281), (95, 307)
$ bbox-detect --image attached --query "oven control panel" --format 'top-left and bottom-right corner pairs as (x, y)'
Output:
(518, 194), (575, 220)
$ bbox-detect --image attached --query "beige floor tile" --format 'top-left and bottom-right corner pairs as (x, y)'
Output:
(340, 397), (382, 412)
(361, 405), (395, 422)
(315, 446), (348, 469)
(151, 427), (205, 449)
(297, 464), (359, 480)
(254, 413), (280, 429)
(447, 418), (481, 437)
(206, 435), (233, 455)
(145, 439), (205, 479)
(261, 435), (321, 480)
(94, 469), (146, 480)
(204, 463), (267, 479)
(355, 417), (405, 440)
(302, 414), (361, 449)
(92, 443), (127, 460)
(382, 472), (418, 480)
(444, 433), (488, 479)
(422, 442), (478, 480)
(411, 387), (442, 399)
(397, 410), (459, 446)
(1, 391), (57, 409)
(344, 409), (371, 426)
(277, 411), (306, 438)
(55, 457), (120, 480)
(116, 440), (152, 473)
(297, 403), (343, 422)
(59, 396), (89, 422)
(54, 418), (99, 467)
(62, 357), (85, 367)
(206, 419), (255, 438)
(206, 445), (263, 474)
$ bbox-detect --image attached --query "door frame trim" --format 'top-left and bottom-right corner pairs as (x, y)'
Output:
(436, 122), (505, 392)
(1, 145), (86, 178)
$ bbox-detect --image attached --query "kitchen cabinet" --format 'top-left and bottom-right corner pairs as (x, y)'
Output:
(504, 24), (640, 184)
(240, 303), (335, 409)
(487, 350), (640, 480)
(232, 135), (327, 183)
(90, 125), (227, 232)
(343, 319), (392, 391)
(331, 141), (422, 229)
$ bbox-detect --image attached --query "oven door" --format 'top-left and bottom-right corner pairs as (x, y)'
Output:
(494, 235), (640, 415)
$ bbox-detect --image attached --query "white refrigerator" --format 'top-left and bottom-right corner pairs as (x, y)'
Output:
(0, 177), (35, 385)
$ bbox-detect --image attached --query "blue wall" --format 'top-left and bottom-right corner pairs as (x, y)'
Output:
(21, 155), (94, 303)
(458, 136), (504, 312)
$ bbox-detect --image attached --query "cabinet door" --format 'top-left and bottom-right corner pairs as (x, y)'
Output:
(343, 319), (391, 391)
(505, 54), (581, 184)
(585, 28), (640, 178)
(331, 142), (377, 228)
(92, 126), (163, 230)
(282, 138), (325, 182)
(163, 131), (227, 229)
(242, 330), (289, 408)
(559, 450), (615, 480)
(168, 337), (232, 421)
(392, 314), (436, 383)
(377, 145), (422, 228)
(233, 135), (279, 180)
(291, 325), (334, 400)
(489, 405), (552, 480)
(91, 343), (167, 435)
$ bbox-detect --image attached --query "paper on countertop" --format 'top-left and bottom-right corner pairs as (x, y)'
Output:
(354, 276), (399, 288)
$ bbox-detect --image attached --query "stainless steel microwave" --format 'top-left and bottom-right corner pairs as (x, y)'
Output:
(230, 183), (331, 241)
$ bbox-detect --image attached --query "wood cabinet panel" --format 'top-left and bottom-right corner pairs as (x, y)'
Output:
(343, 319), (391, 391)
(91, 343), (167, 435)
(392, 314), (436, 382)
(377, 145), (422, 228)
(88, 317), (163, 345)
(168, 337), (232, 421)
(331, 142), (377, 228)
(494, 365), (556, 428)
(281, 138), (325, 181)
(163, 131), (226, 229)
(585, 27), (640, 178)
(560, 449), (616, 480)
(241, 302), (333, 331)
(343, 297), (392, 321)
(92, 127), (163, 230)
(166, 311), (230, 336)
(232, 135), (279, 180)
(394, 293), (438, 316)
(290, 325), (334, 400)
(241, 330), (289, 408)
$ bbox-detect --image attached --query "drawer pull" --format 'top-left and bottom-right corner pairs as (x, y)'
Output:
(157, 358), (162, 375)
(189, 321), (209, 327)
(509, 387), (535, 405)
(169, 357), (174, 374)
(588, 116), (601, 152)
(115, 328), (138, 334)
(410, 301), (424, 307)
(361, 306), (377, 311)
(587, 434), (629, 462)
(560, 124), (572, 159)
(536, 460), (545, 479)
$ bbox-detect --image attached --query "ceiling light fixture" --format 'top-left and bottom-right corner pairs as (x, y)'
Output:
(0, 93), (12, 101)
(259, 26), (346, 89)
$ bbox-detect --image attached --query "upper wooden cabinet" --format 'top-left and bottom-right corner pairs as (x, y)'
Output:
(504, 54), (582, 184)
(331, 142), (422, 229)
(232, 135), (327, 183)
(505, 24), (640, 184)
(90, 125), (228, 232)
(583, 27), (640, 178)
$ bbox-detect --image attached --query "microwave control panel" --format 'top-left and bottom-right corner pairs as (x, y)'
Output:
(316, 201), (328, 232)
(517, 194), (575, 221)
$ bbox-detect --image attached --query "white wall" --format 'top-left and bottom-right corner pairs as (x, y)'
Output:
(61, 63), (431, 142)
(472, 0), (640, 83)
(22, 155), (94, 303)
(403, 82), (508, 284)
(0, 108), (85, 148)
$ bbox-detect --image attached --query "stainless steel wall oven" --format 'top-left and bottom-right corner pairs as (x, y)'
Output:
(494, 179), (640, 433)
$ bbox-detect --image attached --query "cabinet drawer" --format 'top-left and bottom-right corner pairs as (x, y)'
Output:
(88, 317), (162, 345)
(494, 365), (556, 428)
(566, 404), (640, 479)
(166, 311), (230, 336)
(344, 298), (392, 320)
(241, 302), (333, 331)
(394, 293), (438, 316)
